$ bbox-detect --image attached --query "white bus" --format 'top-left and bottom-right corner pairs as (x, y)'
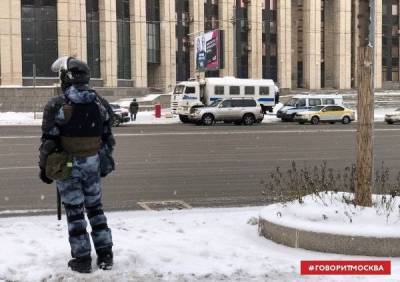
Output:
(171, 77), (279, 123)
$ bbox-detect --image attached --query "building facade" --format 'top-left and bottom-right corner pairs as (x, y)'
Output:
(0, 0), (396, 91)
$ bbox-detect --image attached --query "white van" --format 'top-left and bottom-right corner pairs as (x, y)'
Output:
(276, 94), (343, 121)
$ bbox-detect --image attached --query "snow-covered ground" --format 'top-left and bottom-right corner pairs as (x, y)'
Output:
(0, 106), (393, 126)
(260, 192), (400, 237)
(0, 206), (399, 282)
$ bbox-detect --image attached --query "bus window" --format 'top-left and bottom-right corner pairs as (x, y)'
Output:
(322, 98), (335, 105)
(215, 86), (224, 95)
(309, 98), (321, 106)
(259, 86), (270, 95)
(185, 87), (196, 94)
(230, 86), (240, 95)
(245, 86), (255, 95)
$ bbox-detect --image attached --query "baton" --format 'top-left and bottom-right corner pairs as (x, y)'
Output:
(57, 189), (62, 220)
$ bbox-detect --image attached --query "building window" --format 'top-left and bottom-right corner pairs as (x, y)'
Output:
(235, 0), (249, 78)
(86, 0), (101, 78)
(176, 0), (190, 82)
(382, 0), (400, 81)
(262, 0), (277, 81)
(147, 0), (161, 64)
(21, 0), (58, 77)
(117, 0), (131, 79)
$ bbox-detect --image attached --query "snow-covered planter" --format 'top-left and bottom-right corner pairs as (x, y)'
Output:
(258, 192), (400, 257)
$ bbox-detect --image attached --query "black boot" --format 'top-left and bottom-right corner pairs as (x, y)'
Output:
(68, 255), (92, 273)
(97, 247), (113, 270)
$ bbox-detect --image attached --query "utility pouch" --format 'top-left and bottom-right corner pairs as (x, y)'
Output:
(45, 151), (73, 180)
(99, 145), (115, 177)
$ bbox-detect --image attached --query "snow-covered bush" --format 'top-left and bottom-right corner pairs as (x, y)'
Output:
(261, 161), (400, 222)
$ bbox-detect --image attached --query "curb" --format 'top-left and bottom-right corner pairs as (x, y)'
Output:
(258, 217), (400, 257)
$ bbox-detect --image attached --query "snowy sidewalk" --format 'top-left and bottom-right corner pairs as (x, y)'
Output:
(0, 206), (399, 282)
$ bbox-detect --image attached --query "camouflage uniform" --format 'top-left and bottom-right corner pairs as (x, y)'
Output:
(39, 85), (115, 259)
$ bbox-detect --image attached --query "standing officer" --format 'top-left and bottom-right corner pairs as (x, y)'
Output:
(39, 57), (115, 273)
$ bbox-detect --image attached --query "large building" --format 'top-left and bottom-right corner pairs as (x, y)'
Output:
(0, 0), (396, 92)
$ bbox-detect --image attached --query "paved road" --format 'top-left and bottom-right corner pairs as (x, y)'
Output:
(1, 122), (400, 216)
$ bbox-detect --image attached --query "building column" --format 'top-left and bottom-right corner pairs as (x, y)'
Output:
(374, 0), (382, 89)
(303, 0), (321, 90)
(130, 0), (147, 87)
(189, 0), (205, 79)
(333, 0), (352, 89)
(277, 0), (292, 89)
(248, 0), (263, 79)
(323, 0), (334, 88)
(99, 0), (117, 87)
(290, 0), (299, 88)
(159, 0), (176, 91)
(219, 0), (235, 77)
(57, 0), (87, 61)
(0, 0), (22, 86)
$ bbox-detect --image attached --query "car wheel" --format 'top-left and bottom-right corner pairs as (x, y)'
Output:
(202, 114), (214, 126)
(342, 116), (351, 124)
(243, 114), (255, 126)
(386, 120), (394, 125)
(179, 115), (190, 123)
(311, 116), (319, 125)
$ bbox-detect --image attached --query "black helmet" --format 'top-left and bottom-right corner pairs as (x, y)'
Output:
(51, 57), (91, 90)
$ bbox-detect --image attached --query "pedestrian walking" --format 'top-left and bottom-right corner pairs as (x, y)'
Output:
(38, 57), (116, 273)
(129, 98), (139, 121)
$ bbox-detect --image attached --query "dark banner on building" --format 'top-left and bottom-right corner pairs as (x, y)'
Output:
(195, 29), (220, 71)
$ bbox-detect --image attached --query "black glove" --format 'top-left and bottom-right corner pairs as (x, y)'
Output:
(39, 168), (53, 184)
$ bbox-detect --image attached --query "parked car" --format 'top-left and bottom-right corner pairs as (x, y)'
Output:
(189, 98), (264, 126)
(277, 94), (343, 121)
(384, 109), (400, 124)
(294, 105), (355, 125)
(110, 103), (130, 127)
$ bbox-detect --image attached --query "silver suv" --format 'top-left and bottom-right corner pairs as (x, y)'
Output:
(189, 98), (264, 126)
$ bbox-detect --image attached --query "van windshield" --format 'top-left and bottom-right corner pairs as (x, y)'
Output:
(285, 98), (298, 106)
(174, 85), (185, 94)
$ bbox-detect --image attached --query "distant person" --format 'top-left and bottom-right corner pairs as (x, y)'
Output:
(129, 98), (139, 121)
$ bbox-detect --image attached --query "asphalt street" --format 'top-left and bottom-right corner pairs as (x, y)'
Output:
(1, 122), (400, 216)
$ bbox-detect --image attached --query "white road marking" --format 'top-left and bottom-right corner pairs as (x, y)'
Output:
(0, 209), (56, 215)
(115, 128), (400, 136)
(0, 166), (36, 170)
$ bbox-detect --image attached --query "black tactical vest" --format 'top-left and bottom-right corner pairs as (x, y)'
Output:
(59, 100), (103, 137)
